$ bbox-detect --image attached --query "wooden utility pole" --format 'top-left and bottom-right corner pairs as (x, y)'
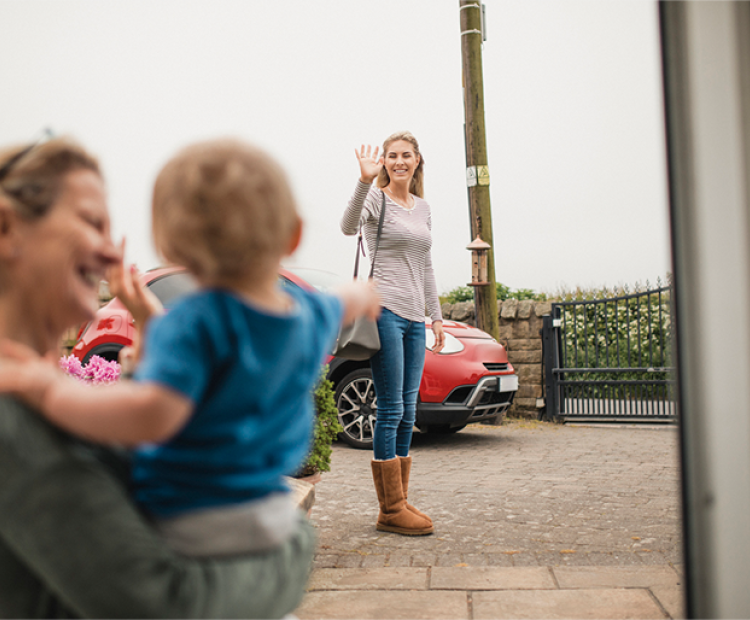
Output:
(460, 0), (499, 340)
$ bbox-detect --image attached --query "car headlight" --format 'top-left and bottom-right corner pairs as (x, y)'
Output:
(425, 331), (465, 354)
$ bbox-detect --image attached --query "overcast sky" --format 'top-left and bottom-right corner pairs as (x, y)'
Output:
(0, 0), (671, 295)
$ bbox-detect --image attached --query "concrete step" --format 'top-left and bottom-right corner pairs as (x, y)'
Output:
(296, 566), (684, 619)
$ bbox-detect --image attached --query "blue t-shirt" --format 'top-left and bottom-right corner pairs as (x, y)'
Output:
(131, 284), (342, 518)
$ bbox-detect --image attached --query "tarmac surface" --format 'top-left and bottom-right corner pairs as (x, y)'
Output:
(296, 420), (684, 619)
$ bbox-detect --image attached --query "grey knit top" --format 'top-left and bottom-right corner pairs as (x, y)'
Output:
(341, 180), (442, 323)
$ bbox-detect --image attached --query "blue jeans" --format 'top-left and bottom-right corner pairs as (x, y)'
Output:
(370, 308), (426, 460)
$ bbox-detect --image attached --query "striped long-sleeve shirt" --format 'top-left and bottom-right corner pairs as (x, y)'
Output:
(341, 180), (443, 323)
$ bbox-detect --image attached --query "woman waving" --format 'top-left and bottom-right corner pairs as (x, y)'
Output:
(341, 131), (444, 536)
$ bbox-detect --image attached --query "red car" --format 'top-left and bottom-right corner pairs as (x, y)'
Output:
(73, 266), (518, 449)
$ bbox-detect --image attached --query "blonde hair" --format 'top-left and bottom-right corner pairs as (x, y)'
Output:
(0, 137), (101, 220)
(152, 139), (299, 284)
(376, 131), (425, 198)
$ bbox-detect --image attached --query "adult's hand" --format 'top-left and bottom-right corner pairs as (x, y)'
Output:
(431, 321), (445, 354)
(355, 144), (383, 184)
(0, 339), (59, 411)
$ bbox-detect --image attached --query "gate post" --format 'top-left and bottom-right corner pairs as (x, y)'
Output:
(542, 313), (560, 422)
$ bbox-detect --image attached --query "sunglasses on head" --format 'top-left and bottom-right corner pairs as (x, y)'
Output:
(0, 128), (55, 183)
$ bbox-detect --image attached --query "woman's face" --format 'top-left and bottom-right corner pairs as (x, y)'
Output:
(14, 169), (119, 339)
(384, 140), (420, 184)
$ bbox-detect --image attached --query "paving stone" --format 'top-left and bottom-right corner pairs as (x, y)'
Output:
(360, 554), (387, 568)
(410, 554), (438, 567)
(295, 591), (469, 620)
(637, 551), (680, 565)
(434, 553), (464, 567)
(650, 586), (685, 619)
(384, 554), (412, 568)
(472, 588), (667, 619)
(431, 567), (555, 590)
(307, 568), (428, 591)
(462, 553), (490, 566)
(554, 566), (682, 589)
(333, 554), (363, 568)
(312, 555), (339, 569)
(486, 553), (516, 567)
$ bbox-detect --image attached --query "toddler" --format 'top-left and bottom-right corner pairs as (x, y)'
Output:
(0, 139), (379, 557)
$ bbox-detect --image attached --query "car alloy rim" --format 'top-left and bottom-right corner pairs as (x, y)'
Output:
(337, 376), (377, 444)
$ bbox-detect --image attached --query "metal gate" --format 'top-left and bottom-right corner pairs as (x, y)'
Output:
(542, 286), (677, 422)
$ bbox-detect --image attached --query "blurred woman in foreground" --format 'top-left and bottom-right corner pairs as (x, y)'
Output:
(0, 135), (313, 618)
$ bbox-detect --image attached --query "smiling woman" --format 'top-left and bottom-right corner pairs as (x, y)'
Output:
(341, 131), (444, 538)
(0, 137), (316, 618)
(0, 139), (119, 353)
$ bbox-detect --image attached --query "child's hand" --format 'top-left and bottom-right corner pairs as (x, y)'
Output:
(0, 339), (62, 411)
(338, 280), (381, 326)
(108, 239), (164, 331)
(118, 344), (138, 377)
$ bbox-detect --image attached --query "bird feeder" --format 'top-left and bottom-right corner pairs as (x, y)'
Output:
(467, 235), (491, 286)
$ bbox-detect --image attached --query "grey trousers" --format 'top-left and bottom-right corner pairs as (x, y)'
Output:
(0, 396), (316, 619)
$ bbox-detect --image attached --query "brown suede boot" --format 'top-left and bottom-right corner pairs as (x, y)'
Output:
(371, 458), (434, 535)
(397, 455), (433, 525)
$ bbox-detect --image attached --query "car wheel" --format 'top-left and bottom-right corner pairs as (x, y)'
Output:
(82, 345), (123, 365)
(334, 368), (377, 449)
(423, 424), (467, 434)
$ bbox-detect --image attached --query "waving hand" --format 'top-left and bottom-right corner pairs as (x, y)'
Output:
(355, 145), (383, 185)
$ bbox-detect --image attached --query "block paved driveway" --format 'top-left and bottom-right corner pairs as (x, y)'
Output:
(310, 420), (682, 570)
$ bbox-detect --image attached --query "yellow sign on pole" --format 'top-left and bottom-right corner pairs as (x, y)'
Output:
(477, 165), (490, 186)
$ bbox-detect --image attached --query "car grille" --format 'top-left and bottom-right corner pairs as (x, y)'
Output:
(483, 362), (508, 371)
(444, 386), (474, 405)
(476, 390), (514, 407)
(469, 390), (515, 419)
(444, 378), (516, 406)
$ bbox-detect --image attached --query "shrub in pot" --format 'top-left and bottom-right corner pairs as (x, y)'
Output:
(297, 365), (342, 478)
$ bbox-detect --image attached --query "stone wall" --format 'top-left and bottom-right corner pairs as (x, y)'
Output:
(440, 299), (552, 419)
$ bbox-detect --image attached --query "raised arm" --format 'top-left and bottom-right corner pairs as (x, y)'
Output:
(108, 243), (166, 372)
(341, 145), (383, 235)
(108, 240), (165, 329)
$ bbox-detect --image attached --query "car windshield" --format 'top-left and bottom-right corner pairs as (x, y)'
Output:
(283, 267), (344, 293)
(146, 273), (198, 309)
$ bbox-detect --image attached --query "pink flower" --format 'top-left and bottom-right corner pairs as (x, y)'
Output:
(59, 355), (121, 385)
(59, 355), (83, 379)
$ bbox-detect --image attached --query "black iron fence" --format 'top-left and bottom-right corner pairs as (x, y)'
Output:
(542, 286), (677, 422)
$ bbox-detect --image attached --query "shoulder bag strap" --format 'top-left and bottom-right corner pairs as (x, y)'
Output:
(352, 190), (387, 280)
(367, 191), (386, 280)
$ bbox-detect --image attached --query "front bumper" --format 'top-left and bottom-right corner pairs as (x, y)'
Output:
(416, 375), (518, 428)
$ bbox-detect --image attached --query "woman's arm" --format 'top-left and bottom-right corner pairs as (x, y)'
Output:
(341, 181), (373, 236)
(424, 240), (445, 353)
(423, 249), (443, 323)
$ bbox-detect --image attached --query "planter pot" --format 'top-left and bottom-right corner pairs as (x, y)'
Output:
(297, 471), (322, 485)
(287, 474), (318, 517)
